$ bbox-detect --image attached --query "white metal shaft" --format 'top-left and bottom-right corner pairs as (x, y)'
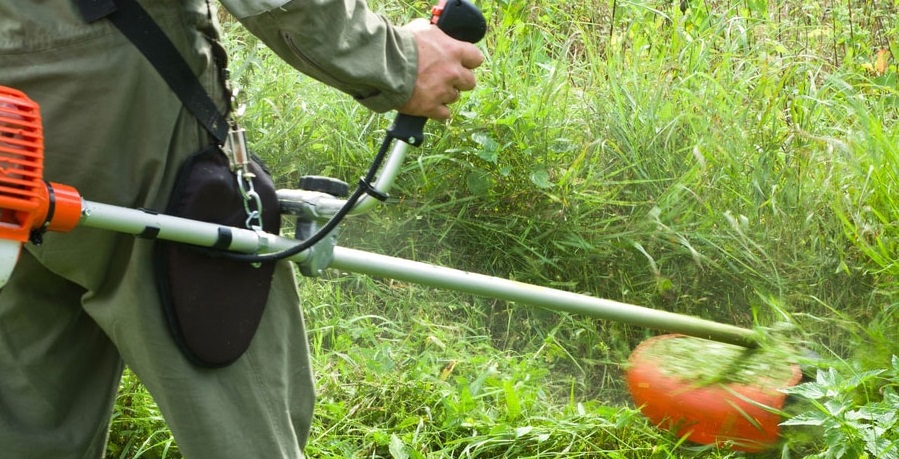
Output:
(80, 201), (309, 262)
(78, 200), (758, 348)
(330, 246), (758, 347)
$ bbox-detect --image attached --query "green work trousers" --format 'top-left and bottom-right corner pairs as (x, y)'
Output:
(0, 1), (315, 457)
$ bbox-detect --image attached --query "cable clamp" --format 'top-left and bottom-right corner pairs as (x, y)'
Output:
(358, 177), (389, 202)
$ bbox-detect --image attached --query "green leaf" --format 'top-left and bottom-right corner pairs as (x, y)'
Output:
(824, 398), (850, 417)
(849, 404), (898, 427)
(466, 170), (491, 195)
(817, 367), (842, 392)
(514, 426), (533, 438)
(781, 380), (827, 400)
(823, 427), (854, 458)
(389, 434), (409, 459)
(844, 370), (886, 391)
(529, 168), (553, 189)
(471, 132), (499, 163)
(504, 379), (523, 420)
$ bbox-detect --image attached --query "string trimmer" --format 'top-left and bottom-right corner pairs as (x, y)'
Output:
(0, 0), (801, 452)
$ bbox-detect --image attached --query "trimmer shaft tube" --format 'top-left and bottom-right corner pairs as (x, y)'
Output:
(331, 247), (758, 348)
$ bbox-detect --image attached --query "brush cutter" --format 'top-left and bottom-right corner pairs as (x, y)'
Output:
(0, 0), (801, 452)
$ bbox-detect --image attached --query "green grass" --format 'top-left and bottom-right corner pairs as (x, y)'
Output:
(107, 0), (898, 457)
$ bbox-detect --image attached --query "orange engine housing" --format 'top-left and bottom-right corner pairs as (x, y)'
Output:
(0, 86), (81, 240)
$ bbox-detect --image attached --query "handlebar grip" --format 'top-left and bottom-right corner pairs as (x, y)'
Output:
(388, 0), (486, 146)
(432, 0), (487, 43)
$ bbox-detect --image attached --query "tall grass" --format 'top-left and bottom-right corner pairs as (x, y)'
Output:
(107, 0), (897, 457)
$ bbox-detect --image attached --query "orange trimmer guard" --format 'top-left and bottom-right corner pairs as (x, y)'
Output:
(626, 334), (802, 452)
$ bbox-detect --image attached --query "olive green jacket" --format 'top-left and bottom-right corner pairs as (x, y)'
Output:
(224, 0), (418, 112)
(0, 0), (418, 113)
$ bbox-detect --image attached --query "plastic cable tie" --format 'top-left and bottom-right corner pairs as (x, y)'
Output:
(358, 178), (389, 202)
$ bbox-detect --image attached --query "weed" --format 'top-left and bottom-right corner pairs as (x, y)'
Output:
(781, 356), (899, 458)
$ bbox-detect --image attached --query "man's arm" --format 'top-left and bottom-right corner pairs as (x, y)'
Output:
(220, 0), (483, 119)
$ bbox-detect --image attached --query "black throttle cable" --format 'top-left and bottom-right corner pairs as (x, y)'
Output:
(212, 134), (394, 264)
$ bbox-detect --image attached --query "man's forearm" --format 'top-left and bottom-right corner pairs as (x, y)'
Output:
(222, 0), (418, 113)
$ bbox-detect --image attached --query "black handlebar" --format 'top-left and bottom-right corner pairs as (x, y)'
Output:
(433, 0), (487, 44)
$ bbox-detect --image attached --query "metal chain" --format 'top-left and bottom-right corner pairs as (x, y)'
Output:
(225, 126), (265, 232)
(236, 169), (263, 231)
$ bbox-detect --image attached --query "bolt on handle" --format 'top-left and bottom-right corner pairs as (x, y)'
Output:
(388, 0), (486, 146)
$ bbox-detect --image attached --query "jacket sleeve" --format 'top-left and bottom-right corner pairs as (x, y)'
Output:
(219, 0), (418, 113)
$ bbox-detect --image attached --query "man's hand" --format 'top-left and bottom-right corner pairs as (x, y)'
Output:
(398, 19), (485, 121)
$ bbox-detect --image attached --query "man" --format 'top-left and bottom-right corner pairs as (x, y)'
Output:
(0, 0), (483, 457)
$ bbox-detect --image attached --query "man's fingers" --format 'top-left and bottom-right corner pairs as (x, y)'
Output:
(445, 87), (461, 105)
(459, 43), (485, 70)
(429, 104), (452, 121)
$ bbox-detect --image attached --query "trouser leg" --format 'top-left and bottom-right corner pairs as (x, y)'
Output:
(1, 234), (316, 459)
(0, 250), (123, 459)
(1, 3), (315, 456)
(83, 237), (316, 459)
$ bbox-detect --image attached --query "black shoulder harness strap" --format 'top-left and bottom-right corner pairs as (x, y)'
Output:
(74, 0), (230, 145)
